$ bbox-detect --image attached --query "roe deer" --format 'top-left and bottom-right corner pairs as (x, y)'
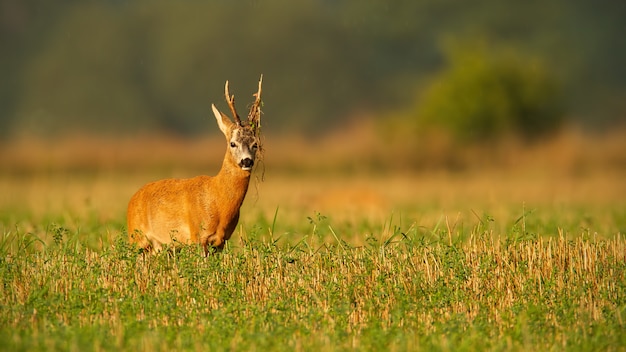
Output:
(127, 76), (263, 255)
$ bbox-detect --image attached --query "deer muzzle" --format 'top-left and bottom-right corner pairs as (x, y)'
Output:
(240, 158), (254, 170)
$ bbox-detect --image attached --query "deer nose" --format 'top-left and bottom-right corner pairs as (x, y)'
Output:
(240, 158), (254, 169)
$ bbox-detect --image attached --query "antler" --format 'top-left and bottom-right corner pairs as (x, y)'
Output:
(224, 80), (242, 126)
(247, 74), (263, 131)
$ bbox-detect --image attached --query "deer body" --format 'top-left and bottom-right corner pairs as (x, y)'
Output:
(127, 77), (263, 254)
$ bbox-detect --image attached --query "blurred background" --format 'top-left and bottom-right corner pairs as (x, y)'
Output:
(1, 0), (625, 173)
(1, 0), (625, 239)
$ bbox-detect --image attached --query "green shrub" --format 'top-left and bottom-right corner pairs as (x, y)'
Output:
(418, 43), (564, 142)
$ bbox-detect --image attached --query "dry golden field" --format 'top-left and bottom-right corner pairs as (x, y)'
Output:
(1, 126), (624, 245)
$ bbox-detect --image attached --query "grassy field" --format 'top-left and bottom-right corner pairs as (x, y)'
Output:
(1, 132), (625, 351)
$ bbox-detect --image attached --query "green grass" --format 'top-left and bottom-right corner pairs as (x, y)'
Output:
(1, 213), (624, 351)
(0, 170), (625, 351)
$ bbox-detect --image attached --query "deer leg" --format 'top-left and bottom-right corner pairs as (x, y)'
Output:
(201, 230), (226, 256)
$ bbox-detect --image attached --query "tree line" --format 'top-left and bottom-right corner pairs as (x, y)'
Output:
(1, 0), (624, 138)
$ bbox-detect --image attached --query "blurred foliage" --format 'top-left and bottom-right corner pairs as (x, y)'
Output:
(417, 41), (564, 142)
(1, 0), (625, 138)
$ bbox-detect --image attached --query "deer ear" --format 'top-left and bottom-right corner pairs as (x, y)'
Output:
(212, 104), (233, 135)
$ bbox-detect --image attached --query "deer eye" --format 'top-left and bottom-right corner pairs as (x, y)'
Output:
(230, 142), (236, 148)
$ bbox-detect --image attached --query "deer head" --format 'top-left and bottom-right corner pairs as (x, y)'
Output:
(211, 75), (263, 171)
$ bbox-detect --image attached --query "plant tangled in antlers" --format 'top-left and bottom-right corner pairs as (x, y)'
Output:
(224, 75), (263, 145)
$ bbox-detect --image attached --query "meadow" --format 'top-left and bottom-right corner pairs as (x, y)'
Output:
(0, 130), (625, 351)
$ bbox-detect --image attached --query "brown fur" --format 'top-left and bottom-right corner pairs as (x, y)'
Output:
(127, 150), (251, 254)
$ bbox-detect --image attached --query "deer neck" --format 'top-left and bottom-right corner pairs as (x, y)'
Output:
(214, 150), (252, 203)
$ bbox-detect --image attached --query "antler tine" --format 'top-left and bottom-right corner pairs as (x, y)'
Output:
(247, 74), (263, 130)
(224, 80), (242, 126)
